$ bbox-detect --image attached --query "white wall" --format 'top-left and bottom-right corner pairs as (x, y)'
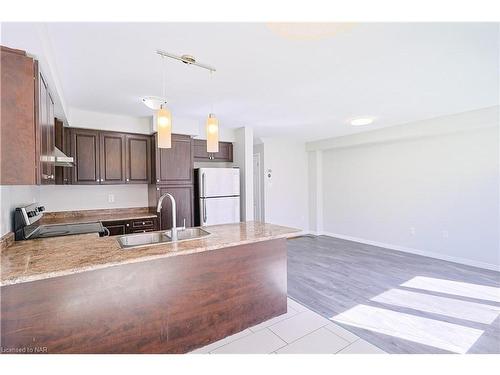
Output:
(262, 139), (309, 230)
(233, 127), (254, 221)
(308, 107), (499, 270)
(0, 185), (40, 236)
(68, 108), (152, 134)
(0, 184), (150, 236)
(308, 150), (323, 234)
(39, 185), (149, 212)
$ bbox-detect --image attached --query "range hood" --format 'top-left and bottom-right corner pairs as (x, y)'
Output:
(54, 147), (74, 167)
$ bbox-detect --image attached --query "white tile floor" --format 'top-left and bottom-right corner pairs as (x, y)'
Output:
(190, 298), (387, 354)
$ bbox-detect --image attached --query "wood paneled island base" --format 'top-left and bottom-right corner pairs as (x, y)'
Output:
(1, 239), (287, 353)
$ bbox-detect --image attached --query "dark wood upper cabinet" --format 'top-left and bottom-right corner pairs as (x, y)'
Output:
(214, 141), (233, 162)
(0, 47), (37, 185)
(192, 139), (210, 161)
(70, 129), (100, 184)
(157, 185), (193, 230)
(193, 139), (233, 162)
(126, 134), (151, 184)
(0, 46), (57, 185)
(154, 134), (193, 185)
(69, 128), (152, 185)
(100, 132), (126, 184)
(37, 71), (56, 185)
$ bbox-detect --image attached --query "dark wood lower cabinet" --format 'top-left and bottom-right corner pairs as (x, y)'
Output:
(0, 239), (287, 353)
(101, 220), (128, 236)
(156, 185), (193, 230)
(102, 217), (158, 236)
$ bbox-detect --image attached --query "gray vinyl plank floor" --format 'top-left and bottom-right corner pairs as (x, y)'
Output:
(287, 235), (500, 354)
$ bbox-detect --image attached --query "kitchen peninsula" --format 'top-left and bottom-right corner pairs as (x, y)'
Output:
(1, 222), (298, 353)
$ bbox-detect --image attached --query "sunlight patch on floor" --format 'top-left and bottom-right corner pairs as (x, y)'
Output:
(331, 304), (484, 353)
(372, 288), (500, 324)
(401, 276), (500, 303)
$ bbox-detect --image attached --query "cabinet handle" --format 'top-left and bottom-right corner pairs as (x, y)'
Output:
(142, 222), (145, 225)
(156, 179), (160, 183)
(126, 178), (130, 182)
(126, 224), (130, 227)
(96, 178), (99, 182)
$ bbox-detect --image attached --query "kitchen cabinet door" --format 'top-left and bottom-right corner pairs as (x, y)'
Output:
(46, 91), (55, 184)
(193, 139), (233, 162)
(155, 134), (193, 185)
(70, 129), (100, 184)
(99, 132), (126, 184)
(38, 72), (51, 184)
(193, 139), (210, 161)
(101, 220), (128, 236)
(157, 185), (193, 230)
(0, 46), (36, 185)
(39, 72), (56, 185)
(126, 134), (151, 184)
(54, 119), (72, 185)
(213, 142), (233, 162)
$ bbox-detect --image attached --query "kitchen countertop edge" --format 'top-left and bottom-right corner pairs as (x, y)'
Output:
(1, 223), (300, 287)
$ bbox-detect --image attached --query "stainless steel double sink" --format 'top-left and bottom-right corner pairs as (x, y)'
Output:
(117, 228), (211, 249)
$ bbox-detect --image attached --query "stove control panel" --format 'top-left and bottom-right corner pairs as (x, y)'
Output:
(16, 203), (44, 226)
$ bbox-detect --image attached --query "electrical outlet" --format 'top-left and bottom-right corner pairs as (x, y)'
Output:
(410, 227), (416, 236)
(108, 194), (115, 203)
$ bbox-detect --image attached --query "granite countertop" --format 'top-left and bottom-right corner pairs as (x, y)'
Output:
(0, 222), (300, 286)
(40, 207), (158, 225)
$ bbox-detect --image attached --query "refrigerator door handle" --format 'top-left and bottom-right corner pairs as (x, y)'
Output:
(203, 199), (207, 224)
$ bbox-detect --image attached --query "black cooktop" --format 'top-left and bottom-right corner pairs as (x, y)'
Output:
(29, 222), (106, 239)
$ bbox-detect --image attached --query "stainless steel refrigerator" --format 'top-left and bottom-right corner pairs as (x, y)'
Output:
(196, 167), (240, 226)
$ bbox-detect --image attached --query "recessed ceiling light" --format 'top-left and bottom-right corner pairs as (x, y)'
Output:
(350, 117), (374, 126)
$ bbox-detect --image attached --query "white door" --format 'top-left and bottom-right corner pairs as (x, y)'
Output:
(201, 196), (240, 226)
(253, 153), (262, 221)
(199, 168), (240, 197)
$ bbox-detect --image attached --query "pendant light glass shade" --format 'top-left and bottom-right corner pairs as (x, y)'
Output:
(206, 113), (219, 153)
(157, 107), (172, 148)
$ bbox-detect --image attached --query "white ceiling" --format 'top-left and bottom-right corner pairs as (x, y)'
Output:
(2, 22), (498, 141)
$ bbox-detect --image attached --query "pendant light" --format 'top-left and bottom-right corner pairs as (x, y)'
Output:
(206, 71), (219, 153)
(157, 56), (172, 149)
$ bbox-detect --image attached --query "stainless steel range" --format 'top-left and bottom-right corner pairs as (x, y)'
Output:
(14, 203), (107, 240)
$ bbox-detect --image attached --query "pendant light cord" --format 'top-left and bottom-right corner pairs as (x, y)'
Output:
(162, 56), (166, 108)
(210, 70), (215, 114)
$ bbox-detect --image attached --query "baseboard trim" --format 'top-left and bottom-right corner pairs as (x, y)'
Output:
(319, 231), (499, 272)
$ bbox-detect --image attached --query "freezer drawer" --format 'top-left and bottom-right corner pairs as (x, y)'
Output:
(200, 196), (240, 226)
